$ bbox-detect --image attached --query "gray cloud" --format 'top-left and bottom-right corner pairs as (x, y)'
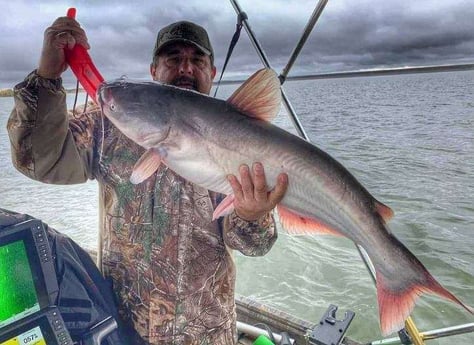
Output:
(1, 0), (473, 88)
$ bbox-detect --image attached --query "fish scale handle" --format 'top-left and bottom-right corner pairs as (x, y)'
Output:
(64, 7), (104, 103)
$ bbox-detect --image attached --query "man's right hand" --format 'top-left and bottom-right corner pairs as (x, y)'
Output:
(37, 16), (90, 80)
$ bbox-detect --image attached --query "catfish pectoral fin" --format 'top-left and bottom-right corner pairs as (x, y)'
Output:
(130, 148), (162, 184)
(212, 194), (235, 220)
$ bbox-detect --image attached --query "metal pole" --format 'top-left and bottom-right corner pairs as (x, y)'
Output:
(229, 0), (310, 140)
(355, 245), (377, 284)
(422, 323), (474, 340)
(279, 0), (329, 84)
(370, 323), (474, 344)
(237, 321), (295, 344)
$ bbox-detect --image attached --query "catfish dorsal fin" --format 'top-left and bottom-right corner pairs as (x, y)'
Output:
(227, 68), (281, 122)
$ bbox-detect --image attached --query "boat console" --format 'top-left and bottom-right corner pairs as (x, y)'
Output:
(0, 220), (73, 345)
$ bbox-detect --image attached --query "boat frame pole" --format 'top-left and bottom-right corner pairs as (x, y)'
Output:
(229, 0), (309, 140)
(279, 0), (329, 84)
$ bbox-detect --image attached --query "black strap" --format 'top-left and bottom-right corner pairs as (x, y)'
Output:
(213, 12), (247, 97)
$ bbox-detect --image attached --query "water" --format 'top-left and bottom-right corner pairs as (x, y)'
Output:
(1, 71), (473, 343)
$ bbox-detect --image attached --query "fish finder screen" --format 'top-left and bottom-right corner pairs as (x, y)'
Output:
(0, 326), (45, 345)
(0, 240), (40, 328)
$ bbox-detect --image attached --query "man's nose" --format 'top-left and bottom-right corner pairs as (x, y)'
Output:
(178, 58), (194, 75)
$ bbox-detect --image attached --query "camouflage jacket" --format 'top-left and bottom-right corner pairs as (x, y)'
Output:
(7, 71), (277, 345)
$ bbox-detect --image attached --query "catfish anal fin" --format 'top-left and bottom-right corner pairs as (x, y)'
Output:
(276, 205), (344, 236)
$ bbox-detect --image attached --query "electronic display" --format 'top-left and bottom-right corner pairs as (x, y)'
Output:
(0, 307), (72, 345)
(0, 240), (40, 327)
(0, 221), (58, 328)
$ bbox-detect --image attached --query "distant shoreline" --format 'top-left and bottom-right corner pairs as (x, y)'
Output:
(0, 89), (13, 97)
(1, 63), (473, 95)
(0, 88), (83, 98)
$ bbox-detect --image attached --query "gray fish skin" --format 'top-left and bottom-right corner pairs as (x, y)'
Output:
(97, 74), (472, 336)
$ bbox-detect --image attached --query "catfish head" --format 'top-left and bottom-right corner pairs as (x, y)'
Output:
(97, 79), (173, 149)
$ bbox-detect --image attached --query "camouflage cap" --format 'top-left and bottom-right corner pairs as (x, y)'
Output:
(153, 21), (214, 64)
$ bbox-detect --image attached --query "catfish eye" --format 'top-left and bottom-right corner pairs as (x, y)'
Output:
(109, 103), (116, 111)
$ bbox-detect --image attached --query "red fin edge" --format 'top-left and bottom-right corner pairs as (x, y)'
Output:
(276, 205), (344, 236)
(377, 271), (474, 336)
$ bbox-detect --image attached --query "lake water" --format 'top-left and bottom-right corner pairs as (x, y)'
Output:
(1, 71), (473, 344)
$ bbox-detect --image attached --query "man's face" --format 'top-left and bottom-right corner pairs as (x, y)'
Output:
(150, 42), (216, 95)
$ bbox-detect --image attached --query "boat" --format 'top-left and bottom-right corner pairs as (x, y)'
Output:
(2, 1), (473, 344)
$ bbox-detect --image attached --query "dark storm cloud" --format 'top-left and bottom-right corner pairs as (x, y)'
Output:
(245, 0), (474, 74)
(1, 0), (473, 88)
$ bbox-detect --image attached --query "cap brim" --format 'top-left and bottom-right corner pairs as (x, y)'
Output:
(156, 39), (212, 57)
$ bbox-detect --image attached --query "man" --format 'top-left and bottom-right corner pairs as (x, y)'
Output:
(7, 15), (288, 345)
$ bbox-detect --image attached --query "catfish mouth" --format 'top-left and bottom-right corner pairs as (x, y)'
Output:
(97, 83), (120, 121)
(97, 79), (131, 114)
(97, 82), (113, 109)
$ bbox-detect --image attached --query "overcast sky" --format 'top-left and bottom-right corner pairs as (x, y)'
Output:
(1, 0), (474, 88)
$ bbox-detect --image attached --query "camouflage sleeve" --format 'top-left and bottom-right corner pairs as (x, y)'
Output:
(7, 70), (100, 184)
(223, 211), (277, 256)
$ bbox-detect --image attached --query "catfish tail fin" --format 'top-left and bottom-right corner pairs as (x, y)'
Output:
(376, 268), (474, 336)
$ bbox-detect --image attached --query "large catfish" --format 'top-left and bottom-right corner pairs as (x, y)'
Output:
(97, 69), (472, 335)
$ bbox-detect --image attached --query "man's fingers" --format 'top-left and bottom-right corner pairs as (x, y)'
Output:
(227, 174), (244, 200)
(66, 34), (77, 50)
(51, 16), (83, 32)
(228, 166), (288, 221)
(252, 162), (268, 202)
(268, 173), (288, 205)
(239, 164), (254, 199)
(46, 18), (90, 49)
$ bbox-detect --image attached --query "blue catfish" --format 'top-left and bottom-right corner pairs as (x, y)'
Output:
(97, 69), (472, 335)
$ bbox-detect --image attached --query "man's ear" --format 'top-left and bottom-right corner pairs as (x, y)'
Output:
(150, 63), (156, 78)
(211, 65), (217, 79)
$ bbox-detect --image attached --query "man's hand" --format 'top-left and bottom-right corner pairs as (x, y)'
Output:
(227, 162), (288, 221)
(37, 16), (90, 79)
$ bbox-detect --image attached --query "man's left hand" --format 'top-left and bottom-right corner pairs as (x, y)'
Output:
(227, 162), (288, 221)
